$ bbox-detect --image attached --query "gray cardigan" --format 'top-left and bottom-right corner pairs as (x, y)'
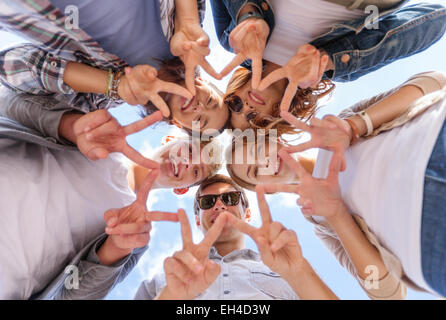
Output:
(0, 92), (147, 300)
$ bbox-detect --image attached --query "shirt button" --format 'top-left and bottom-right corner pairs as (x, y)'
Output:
(48, 13), (57, 21)
(341, 54), (351, 64)
(50, 61), (58, 68)
(224, 290), (230, 294)
(223, 274), (229, 277)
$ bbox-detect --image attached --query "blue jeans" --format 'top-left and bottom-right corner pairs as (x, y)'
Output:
(421, 116), (446, 297)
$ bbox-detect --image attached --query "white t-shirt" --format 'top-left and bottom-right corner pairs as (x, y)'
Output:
(312, 91), (446, 294)
(264, 0), (366, 66)
(0, 139), (135, 299)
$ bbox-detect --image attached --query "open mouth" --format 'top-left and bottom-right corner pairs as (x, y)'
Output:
(181, 96), (195, 111)
(248, 91), (265, 105)
(274, 157), (283, 176)
(169, 155), (181, 177)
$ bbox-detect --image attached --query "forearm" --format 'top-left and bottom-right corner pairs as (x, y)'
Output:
(284, 259), (338, 300)
(174, 0), (200, 29)
(64, 62), (109, 95)
(326, 205), (388, 281)
(346, 85), (424, 137)
(96, 237), (133, 266)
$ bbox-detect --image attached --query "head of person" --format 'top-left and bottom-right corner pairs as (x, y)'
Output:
(225, 135), (299, 191)
(194, 174), (250, 244)
(146, 58), (230, 136)
(151, 137), (223, 190)
(224, 67), (334, 134)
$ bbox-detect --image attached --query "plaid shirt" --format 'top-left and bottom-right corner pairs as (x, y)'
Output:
(0, 0), (205, 113)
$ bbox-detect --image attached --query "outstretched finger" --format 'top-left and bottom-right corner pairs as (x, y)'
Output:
(280, 83), (298, 112)
(220, 54), (245, 78)
(178, 209), (193, 247)
(250, 56), (263, 90)
(136, 168), (158, 205)
(122, 144), (160, 170)
(278, 149), (309, 179)
(200, 212), (228, 249)
(328, 152), (343, 183)
(147, 94), (171, 118)
(159, 81), (193, 101)
(199, 58), (222, 80)
(226, 213), (257, 238)
(256, 185), (272, 225)
(262, 183), (300, 195)
(146, 211), (179, 222)
(184, 64), (197, 96)
(124, 111), (163, 136)
(79, 110), (112, 134)
(106, 222), (150, 235)
(258, 68), (286, 92)
(280, 111), (311, 132)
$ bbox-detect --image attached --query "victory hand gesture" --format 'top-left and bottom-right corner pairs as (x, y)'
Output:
(266, 151), (345, 220)
(280, 111), (351, 171)
(220, 19), (269, 89)
(227, 186), (304, 281)
(119, 65), (193, 117)
(258, 44), (329, 112)
(72, 109), (161, 169)
(170, 24), (221, 95)
(159, 210), (229, 300)
(104, 169), (179, 250)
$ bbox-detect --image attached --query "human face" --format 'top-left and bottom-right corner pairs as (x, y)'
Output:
(227, 77), (284, 130)
(153, 140), (211, 188)
(230, 140), (297, 185)
(168, 78), (229, 133)
(198, 182), (248, 242)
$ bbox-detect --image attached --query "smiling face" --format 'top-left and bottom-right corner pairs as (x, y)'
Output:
(229, 140), (298, 186)
(168, 78), (229, 133)
(198, 182), (248, 242)
(227, 75), (286, 131)
(152, 140), (213, 189)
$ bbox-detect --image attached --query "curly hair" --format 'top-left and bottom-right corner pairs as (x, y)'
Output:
(224, 67), (335, 137)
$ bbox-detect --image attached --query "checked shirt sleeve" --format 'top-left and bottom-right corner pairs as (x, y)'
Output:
(0, 44), (75, 95)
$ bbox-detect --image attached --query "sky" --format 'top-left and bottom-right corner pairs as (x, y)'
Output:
(1, 0), (445, 300)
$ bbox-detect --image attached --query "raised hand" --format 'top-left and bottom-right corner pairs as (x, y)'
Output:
(280, 111), (351, 171)
(72, 109), (161, 169)
(226, 186), (304, 281)
(220, 19), (269, 89)
(118, 65), (193, 117)
(258, 44), (329, 112)
(97, 170), (179, 264)
(170, 24), (221, 95)
(159, 210), (229, 300)
(265, 150), (345, 220)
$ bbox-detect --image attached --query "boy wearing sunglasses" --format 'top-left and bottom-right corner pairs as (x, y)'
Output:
(135, 174), (337, 300)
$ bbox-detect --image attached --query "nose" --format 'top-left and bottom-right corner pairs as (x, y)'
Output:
(192, 101), (204, 113)
(213, 197), (227, 212)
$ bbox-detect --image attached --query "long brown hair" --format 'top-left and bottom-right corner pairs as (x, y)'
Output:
(224, 67), (335, 137)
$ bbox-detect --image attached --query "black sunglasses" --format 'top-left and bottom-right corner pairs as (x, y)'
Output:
(197, 191), (242, 210)
(225, 95), (258, 122)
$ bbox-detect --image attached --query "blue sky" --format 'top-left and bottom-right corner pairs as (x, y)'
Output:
(1, 0), (445, 300)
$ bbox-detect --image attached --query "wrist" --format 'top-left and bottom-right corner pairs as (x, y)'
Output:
(283, 258), (312, 287)
(325, 202), (350, 227)
(96, 237), (132, 266)
(58, 112), (83, 144)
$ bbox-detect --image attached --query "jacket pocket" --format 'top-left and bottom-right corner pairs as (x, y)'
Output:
(249, 268), (296, 300)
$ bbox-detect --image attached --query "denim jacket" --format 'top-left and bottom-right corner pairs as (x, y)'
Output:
(211, 1), (446, 82)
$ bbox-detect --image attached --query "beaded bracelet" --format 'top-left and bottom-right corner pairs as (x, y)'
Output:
(107, 70), (124, 100)
(105, 69), (113, 98)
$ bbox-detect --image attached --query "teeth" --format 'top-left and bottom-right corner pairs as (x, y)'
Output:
(170, 155), (179, 176)
(249, 92), (263, 104)
(182, 97), (192, 109)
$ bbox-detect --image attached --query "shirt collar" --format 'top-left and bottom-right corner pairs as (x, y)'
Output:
(209, 246), (261, 262)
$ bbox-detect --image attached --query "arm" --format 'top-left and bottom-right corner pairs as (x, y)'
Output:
(339, 71), (446, 139)
(33, 233), (147, 300)
(311, 3), (446, 81)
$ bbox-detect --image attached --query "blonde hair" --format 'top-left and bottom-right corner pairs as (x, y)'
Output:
(224, 67), (335, 137)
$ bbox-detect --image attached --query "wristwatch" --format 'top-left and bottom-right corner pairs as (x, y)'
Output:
(237, 10), (264, 25)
